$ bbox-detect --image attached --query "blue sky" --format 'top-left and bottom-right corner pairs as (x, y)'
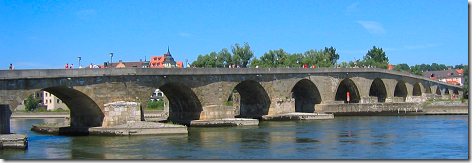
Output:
(0, 0), (468, 69)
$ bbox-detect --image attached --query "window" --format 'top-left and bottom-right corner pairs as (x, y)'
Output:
(50, 99), (52, 104)
(57, 99), (60, 103)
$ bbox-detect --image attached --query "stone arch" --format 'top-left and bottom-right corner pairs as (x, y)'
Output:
(443, 88), (450, 95)
(369, 78), (387, 103)
(435, 86), (442, 95)
(412, 83), (422, 96)
(453, 88), (459, 95)
(335, 78), (360, 103)
(394, 81), (408, 102)
(233, 80), (270, 118)
(425, 85), (432, 94)
(291, 79), (322, 113)
(158, 82), (202, 123)
(42, 86), (103, 127)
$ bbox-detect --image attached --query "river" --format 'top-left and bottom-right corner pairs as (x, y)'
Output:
(0, 115), (468, 159)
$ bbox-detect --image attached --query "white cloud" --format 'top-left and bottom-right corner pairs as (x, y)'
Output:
(346, 2), (359, 15)
(404, 43), (442, 50)
(179, 32), (192, 38)
(355, 21), (386, 34)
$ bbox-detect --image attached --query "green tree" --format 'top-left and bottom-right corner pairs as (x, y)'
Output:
(315, 50), (332, 67)
(357, 46), (389, 69)
(218, 48), (232, 68)
(259, 50), (277, 68)
(25, 95), (39, 111)
(338, 61), (350, 68)
(249, 57), (261, 68)
(231, 42), (254, 68)
(324, 46), (340, 66)
(302, 49), (318, 66)
(454, 64), (465, 69)
(410, 65), (423, 76)
(365, 46), (388, 63)
(393, 63), (410, 72)
(259, 49), (289, 68)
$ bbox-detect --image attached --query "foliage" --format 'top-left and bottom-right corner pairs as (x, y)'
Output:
(338, 61), (350, 68)
(192, 43), (254, 68)
(225, 101), (233, 106)
(147, 100), (164, 110)
(356, 46), (389, 69)
(410, 65), (423, 76)
(393, 63), (410, 72)
(25, 95), (40, 111)
(191, 44), (340, 68)
(231, 42), (254, 68)
(324, 46), (340, 66)
(365, 46), (388, 63)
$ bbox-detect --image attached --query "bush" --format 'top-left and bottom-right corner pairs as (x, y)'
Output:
(25, 95), (40, 111)
(147, 100), (164, 110)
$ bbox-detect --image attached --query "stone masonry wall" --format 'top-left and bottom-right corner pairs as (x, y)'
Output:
(102, 101), (141, 127)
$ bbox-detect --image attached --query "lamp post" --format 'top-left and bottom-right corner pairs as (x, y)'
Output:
(215, 56), (218, 68)
(78, 56), (81, 69)
(185, 59), (188, 68)
(109, 53), (113, 68)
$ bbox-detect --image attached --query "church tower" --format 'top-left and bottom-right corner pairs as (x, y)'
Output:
(163, 46), (176, 68)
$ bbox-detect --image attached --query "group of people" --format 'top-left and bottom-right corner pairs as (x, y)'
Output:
(65, 63), (101, 69)
(64, 63), (74, 69)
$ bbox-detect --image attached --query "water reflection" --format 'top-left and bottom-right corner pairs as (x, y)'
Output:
(1, 115), (468, 159)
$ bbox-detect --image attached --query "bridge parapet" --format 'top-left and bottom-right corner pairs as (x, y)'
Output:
(0, 68), (464, 88)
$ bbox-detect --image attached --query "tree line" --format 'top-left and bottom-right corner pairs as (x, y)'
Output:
(191, 42), (468, 98)
(192, 43), (388, 69)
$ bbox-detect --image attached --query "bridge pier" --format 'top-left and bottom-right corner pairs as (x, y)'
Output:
(0, 105), (11, 134)
(102, 101), (143, 127)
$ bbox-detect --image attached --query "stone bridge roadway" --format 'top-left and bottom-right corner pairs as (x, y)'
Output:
(0, 68), (462, 127)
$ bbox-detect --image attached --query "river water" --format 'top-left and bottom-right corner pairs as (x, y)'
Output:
(0, 115), (468, 159)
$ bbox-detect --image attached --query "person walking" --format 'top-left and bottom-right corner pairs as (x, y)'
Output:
(65, 63), (69, 69)
(9, 63), (14, 70)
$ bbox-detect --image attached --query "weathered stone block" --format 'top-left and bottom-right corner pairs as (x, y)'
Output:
(103, 101), (142, 127)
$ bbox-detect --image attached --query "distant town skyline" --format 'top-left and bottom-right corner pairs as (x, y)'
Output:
(1, 0), (468, 69)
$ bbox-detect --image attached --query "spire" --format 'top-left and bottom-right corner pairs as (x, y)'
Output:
(167, 46), (170, 55)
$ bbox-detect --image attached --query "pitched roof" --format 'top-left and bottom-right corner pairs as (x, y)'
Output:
(423, 69), (463, 79)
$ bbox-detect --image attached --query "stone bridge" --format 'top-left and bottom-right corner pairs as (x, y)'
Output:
(0, 68), (462, 127)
